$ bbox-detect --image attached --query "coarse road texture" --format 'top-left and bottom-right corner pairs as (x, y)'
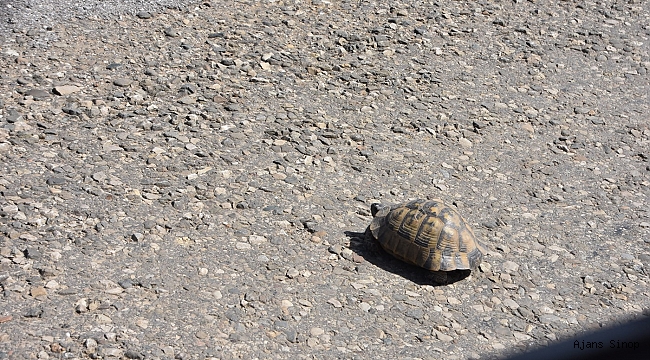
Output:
(0, 0), (649, 359)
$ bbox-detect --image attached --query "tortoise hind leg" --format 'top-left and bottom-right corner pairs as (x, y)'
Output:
(429, 269), (472, 285)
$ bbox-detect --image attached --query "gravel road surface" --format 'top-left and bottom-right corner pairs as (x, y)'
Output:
(1, 0), (649, 359)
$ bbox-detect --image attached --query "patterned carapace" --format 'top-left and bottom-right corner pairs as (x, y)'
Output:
(370, 199), (486, 271)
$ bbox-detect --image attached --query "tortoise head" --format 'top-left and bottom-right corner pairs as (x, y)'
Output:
(370, 203), (387, 217)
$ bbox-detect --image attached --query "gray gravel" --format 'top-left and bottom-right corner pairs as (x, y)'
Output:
(0, 0), (194, 38)
(1, 0), (649, 359)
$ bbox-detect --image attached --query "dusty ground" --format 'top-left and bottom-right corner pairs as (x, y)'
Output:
(0, 0), (649, 359)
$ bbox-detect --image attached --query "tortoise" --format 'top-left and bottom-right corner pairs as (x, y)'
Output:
(369, 199), (486, 272)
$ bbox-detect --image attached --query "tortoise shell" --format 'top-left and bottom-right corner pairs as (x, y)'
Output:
(369, 199), (485, 271)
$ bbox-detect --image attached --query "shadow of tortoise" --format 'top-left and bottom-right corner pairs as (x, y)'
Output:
(344, 229), (471, 287)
